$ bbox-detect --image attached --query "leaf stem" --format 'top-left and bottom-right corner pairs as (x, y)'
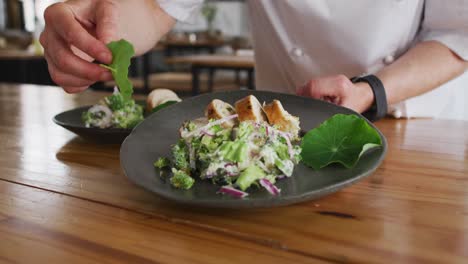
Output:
(99, 64), (117, 73)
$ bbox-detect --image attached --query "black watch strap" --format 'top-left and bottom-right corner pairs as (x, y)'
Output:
(350, 74), (387, 122)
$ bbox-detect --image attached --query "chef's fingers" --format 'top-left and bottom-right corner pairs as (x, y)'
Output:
(95, 1), (119, 44)
(45, 31), (111, 83)
(62, 86), (90, 94)
(45, 53), (94, 92)
(44, 2), (112, 64)
(297, 75), (350, 99)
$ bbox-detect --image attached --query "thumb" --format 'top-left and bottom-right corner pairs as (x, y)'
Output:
(95, 1), (119, 48)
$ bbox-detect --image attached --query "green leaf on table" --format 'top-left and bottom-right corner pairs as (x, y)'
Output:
(100, 39), (135, 100)
(151, 100), (178, 113)
(301, 114), (382, 170)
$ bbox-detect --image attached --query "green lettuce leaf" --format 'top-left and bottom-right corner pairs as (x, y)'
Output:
(100, 39), (135, 100)
(104, 93), (127, 111)
(301, 114), (382, 169)
(151, 100), (178, 113)
(218, 141), (248, 163)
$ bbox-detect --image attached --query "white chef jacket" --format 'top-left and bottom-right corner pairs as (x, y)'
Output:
(157, 0), (468, 120)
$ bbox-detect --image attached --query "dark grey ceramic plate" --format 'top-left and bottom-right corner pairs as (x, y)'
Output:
(53, 106), (133, 143)
(121, 91), (387, 208)
(53, 101), (147, 143)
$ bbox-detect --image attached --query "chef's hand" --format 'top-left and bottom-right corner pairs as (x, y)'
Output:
(40, 0), (176, 94)
(40, 0), (117, 93)
(297, 75), (374, 113)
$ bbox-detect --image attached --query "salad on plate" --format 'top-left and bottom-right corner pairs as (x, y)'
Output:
(80, 39), (181, 129)
(82, 90), (144, 129)
(155, 95), (303, 197)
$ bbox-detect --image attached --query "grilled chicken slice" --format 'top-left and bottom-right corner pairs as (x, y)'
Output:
(235, 95), (267, 123)
(263, 100), (300, 138)
(204, 99), (237, 128)
(146, 89), (181, 113)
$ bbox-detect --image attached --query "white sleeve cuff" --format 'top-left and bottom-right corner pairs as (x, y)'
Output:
(157, 0), (204, 22)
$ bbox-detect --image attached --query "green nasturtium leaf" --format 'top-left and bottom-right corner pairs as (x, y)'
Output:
(100, 39), (135, 100)
(151, 100), (178, 113)
(301, 114), (382, 170)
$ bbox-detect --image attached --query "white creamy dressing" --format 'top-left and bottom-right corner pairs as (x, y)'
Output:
(87, 105), (112, 128)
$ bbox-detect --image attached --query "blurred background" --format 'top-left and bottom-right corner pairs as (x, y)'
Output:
(0, 0), (254, 95)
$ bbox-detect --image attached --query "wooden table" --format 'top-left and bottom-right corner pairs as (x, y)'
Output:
(166, 55), (255, 95)
(1, 83), (467, 263)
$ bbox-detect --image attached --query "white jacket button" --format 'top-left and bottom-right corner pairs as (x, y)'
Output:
(392, 109), (403, 118)
(291, 47), (304, 57)
(383, 55), (395, 65)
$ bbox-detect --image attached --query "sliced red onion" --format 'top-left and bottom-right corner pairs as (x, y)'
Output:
(224, 163), (236, 168)
(266, 126), (269, 137)
(226, 171), (239, 177)
(201, 130), (214, 137)
(278, 131), (294, 160)
(186, 114), (238, 138)
(259, 178), (281, 196)
(205, 173), (215, 179)
(277, 175), (287, 180)
(224, 163), (239, 177)
(218, 186), (248, 198)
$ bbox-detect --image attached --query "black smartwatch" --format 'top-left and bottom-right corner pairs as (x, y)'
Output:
(350, 74), (388, 122)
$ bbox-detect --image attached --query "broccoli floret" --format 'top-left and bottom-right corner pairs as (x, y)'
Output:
(81, 111), (93, 127)
(105, 94), (127, 111)
(154, 157), (171, 169)
(170, 168), (195, 189)
(187, 121), (197, 132)
(112, 104), (144, 129)
(236, 164), (266, 191)
(172, 139), (190, 171)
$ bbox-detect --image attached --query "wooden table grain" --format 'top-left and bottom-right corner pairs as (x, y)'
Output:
(0, 83), (467, 263)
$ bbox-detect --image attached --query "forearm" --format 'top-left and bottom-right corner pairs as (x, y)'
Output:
(115, 0), (176, 55)
(376, 41), (468, 105)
